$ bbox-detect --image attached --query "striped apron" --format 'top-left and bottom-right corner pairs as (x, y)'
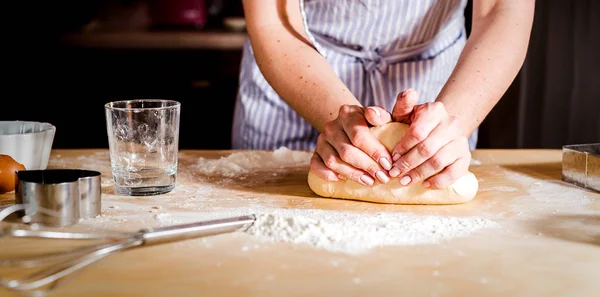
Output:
(232, 0), (477, 151)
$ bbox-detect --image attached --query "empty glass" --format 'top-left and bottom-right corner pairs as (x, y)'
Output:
(105, 99), (181, 196)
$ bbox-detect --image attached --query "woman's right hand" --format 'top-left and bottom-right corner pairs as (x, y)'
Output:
(310, 104), (394, 186)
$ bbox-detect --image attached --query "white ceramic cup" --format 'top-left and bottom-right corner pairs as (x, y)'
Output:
(0, 121), (56, 170)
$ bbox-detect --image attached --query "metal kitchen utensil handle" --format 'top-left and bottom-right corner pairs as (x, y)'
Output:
(2, 238), (142, 293)
(140, 214), (256, 245)
(2, 228), (130, 240)
(0, 214), (254, 268)
(0, 214), (257, 296)
(0, 241), (130, 268)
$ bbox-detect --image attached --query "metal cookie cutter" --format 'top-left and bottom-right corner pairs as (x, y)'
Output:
(1, 169), (102, 227)
(562, 143), (600, 193)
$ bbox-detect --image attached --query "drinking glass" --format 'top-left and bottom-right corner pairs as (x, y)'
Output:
(105, 99), (181, 196)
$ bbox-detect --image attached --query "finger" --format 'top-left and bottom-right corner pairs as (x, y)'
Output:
(321, 125), (380, 185)
(391, 102), (447, 160)
(325, 125), (390, 185)
(333, 140), (392, 185)
(391, 89), (419, 123)
(342, 125), (393, 175)
(423, 154), (471, 189)
(309, 152), (340, 182)
(365, 106), (392, 127)
(314, 136), (374, 186)
(339, 106), (394, 173)
(388, 123), (453, 179)
(399, 135), (464, 185)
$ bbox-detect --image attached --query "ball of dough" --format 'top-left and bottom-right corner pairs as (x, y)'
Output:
(307, 122), (479, 205)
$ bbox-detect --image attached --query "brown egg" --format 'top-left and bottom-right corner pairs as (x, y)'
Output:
(0, 154), (26, 194)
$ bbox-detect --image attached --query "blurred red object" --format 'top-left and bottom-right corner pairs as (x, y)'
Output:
(148, 0), (207, 29)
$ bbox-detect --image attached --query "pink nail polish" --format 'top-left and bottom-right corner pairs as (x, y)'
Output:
(369, 107), (381, 117)
(392, 154), (400, 162)
(379, 158), (392, 170)
(389, 167), (400, 177)
(360, 175), (375, 186)
(400, 176), (411, 186)
(376, 171), (389, 183)
(423, 181), (431, 188)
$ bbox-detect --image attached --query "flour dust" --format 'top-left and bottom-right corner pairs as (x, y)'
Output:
(195, 147), (312, 177)
(244, 209), (499, 254)
(83, 205), (499, 255)
(77, 148), (501, 255)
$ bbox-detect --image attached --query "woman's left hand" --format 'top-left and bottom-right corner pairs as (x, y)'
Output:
(389, 90), (472, 189)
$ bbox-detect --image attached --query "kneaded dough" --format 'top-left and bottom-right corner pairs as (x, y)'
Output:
(307, 122), (479, 205)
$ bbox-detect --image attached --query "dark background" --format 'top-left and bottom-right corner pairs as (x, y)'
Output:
(3, 0), (599, 150)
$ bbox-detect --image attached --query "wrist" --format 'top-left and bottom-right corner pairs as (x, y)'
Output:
(448, 114), (473, 138)
(436, 98), (475, 138)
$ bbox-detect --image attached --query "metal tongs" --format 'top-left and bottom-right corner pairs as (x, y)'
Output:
(0, 206), (256, 296)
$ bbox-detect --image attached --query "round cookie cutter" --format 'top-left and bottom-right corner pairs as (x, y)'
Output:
(3, 169), (102, 227)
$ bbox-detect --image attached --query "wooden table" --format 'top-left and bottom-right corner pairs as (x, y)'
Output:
(60, 31), (247, 50)
(0, 149), (598, 297)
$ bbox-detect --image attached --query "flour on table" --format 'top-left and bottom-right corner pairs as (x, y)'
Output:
(49, 151), (110, 171)
(504, 170), (592, 215)
(479, 186), (518, 192)
(82, 205), (499, 255)
(74, 147), (500, 255)
(195, 147), (312, 177)
(470, 158), (482, 165)
(244, 210), (498, 254)
(145, 207), (500, 255)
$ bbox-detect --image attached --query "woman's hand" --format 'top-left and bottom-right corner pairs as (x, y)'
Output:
(389, 89), (472, 189)
(310, 104), (394, 186)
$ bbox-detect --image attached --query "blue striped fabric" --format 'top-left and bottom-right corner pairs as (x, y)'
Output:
(232, 0), (477, 151)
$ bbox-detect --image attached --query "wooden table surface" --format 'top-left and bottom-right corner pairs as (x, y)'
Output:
(0, 149), (598, 297)
(60, 31), (247, 50)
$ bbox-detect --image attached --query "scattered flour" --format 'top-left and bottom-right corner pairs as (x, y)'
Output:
(72, 148), (502, 255)
(195, 147), (312, 177)
(50, 151), (110, 170)
(195, 149), (484, 176)
(68, 149), (507, 255)
(503, 170), (592, 215)
(147, 207), (499, 255)
(479, 186), (519, 192)
(245, 211), (498, 254)
(470, 158), (482, 165)
(81, 204), (499, 255)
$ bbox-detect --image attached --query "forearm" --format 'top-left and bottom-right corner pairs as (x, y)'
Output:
(243, 0), (359, 132)
(250, 28), (359, 132)
(435, 0), (535, 136)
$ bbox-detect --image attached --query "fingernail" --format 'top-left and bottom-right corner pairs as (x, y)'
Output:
(423, 181), (431, 188)
(337, 174), (347, 180)
(376, 171), (389, 183)
(389, 167), (401, 177)
(400, 176), (411, 186)
(360, 175), (375, 186)
(392, 154), (401, 162)
(379, 158), (392, 170)
(368, 107), (381, 117)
